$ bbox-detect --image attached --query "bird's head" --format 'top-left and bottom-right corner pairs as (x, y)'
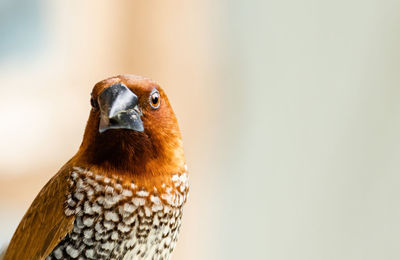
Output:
(76, 75), (185, 178)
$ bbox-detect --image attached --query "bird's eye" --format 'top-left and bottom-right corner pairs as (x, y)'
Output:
(90, 97), (98, 110)
(149, 90), (161, 109)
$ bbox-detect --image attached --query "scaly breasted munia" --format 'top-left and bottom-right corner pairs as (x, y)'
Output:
(3, 75), (188, 260)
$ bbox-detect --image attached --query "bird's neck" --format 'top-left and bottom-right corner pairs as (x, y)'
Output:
(73, 132), (186, 181)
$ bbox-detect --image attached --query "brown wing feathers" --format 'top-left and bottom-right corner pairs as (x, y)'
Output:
(3, 166), (75, 260)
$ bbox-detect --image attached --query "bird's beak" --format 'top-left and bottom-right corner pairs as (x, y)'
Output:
(97, 83), (144, 133)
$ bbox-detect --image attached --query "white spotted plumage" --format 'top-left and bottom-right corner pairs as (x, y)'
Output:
(46, 167), (188, 260)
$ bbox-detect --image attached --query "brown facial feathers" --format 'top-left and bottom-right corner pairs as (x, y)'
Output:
(75, 74), (186, 189)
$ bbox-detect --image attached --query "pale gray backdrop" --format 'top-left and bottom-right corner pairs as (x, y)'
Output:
(0, 0), (399, 259)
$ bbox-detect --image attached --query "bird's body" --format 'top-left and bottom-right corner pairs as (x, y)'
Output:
(48, 166), (188, 260)
(4, 75), (188, 260)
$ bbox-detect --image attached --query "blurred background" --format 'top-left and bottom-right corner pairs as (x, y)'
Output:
(1, 0), (400, 259)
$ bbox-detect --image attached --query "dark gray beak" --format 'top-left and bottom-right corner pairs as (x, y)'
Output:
(98, 83), (144, 133)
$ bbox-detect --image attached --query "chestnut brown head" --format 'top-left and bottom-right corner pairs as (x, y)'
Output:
(76, 75), (185, 177)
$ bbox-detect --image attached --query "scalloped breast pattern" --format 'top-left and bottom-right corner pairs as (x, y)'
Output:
(46, 167), (189, 260)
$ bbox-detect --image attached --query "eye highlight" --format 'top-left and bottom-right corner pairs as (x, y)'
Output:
(149, 89), (161, 109)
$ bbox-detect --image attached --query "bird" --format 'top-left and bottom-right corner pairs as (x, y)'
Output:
(3, 74), (189, 260)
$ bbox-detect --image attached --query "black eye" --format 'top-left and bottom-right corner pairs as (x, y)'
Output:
(149, 90), (160, 109)
(90, 97), (98, 110)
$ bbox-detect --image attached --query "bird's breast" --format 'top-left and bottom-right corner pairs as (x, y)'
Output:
(47, 166), (189, 260)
